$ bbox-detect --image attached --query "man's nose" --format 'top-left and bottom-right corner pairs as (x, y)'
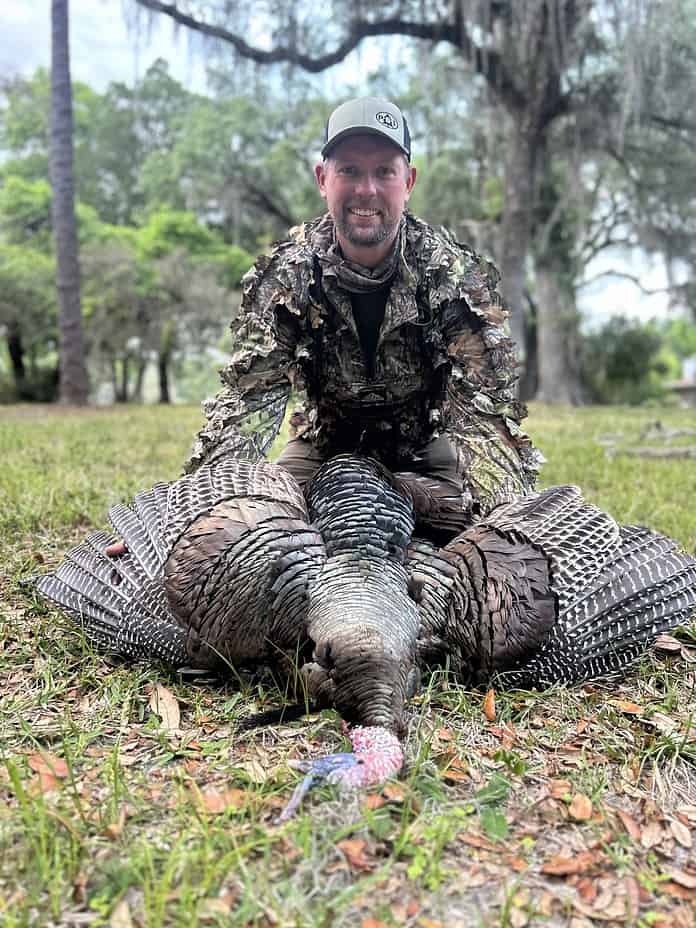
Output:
(354, 173), (378, 196)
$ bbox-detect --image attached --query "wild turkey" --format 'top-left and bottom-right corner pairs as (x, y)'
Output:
(35, 454), (696, 819)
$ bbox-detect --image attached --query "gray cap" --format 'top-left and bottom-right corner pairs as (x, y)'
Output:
(322, 97), (411, 160)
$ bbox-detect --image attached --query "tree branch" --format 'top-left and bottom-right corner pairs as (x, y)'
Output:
(579, 269), (674, 295)
(134, 0), (526, 107)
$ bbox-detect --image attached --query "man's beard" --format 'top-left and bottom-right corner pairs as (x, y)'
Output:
(336, 205), (400, 248)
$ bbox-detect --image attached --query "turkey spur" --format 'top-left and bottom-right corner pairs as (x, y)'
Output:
(36, 455), (696, 815)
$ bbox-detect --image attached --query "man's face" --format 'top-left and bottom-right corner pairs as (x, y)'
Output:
(315, 135), (416, 263)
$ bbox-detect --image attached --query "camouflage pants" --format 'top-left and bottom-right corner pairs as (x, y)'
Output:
(276, 435), (469, 536)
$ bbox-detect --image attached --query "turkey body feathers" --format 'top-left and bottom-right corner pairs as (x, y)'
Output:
(35, 456), (696, 734)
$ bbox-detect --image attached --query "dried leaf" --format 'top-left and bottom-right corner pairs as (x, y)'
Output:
(199, 898), (233, 921)
(28, 752), (69, 778)
(235, 759), (267, 784)
(361, 920), (388, 928)
(337, 838), (373, 872)
(549, 779), (572, 799)
(460, 833), (496, 851)
(199, 787), (246, 814)
(641, 820), (664, 848)
(575, 877), (598, 903)
(616, 809), (641, 841)
(418, 920), (445, 928)
(568, 793), (593, 821)
(653, 633), (683, 652)
(661, 882), (696, 901)
(110, 898), (134, 928)
(541, 850), (601, 876)
(382, 783), (406, 803)
(609, 699), (643, 715)
(624, 876), (640, 922)
(148, 683), (180, 731)
(666, 868), (696, 890)
(30, 770), (60, 794)
(442, 756), (469, 782)
(669, 819), (692, 848)
(436, 728), (453, 741)
(483, 688), (496, 721)
(364, 794), (386, 811)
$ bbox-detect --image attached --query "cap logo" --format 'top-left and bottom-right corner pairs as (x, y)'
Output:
(375, 112), (399, 130)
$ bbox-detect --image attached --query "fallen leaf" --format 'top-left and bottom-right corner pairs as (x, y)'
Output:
(199, 787), (246, 814)
(576, 718), (589, 734)
(28, 752), (69, 778)
(418, 920), (445, 928)
(505, 855), (529, 872)
(653, 633), (683, 652)
(666, 868), (696, 890)
(30, 770), (60, 794)
(641, 820), (664, 848)
(669, 819), (692, 848)
(364, 794), (386, 810)
(609, 699), (643, 715)
(541, 850), (601, 876)
(436, 728), (453, 741)
(460, 832), (496, 851)
(568, 793), (593, 821)
(483, 688), (496, 721)
(110, 898), (134, 928)
(575, 877), (597, 903)
(235, 759), (267, 784)
(442, 756), (468, 782)
(361, 920), (388, 928)
(549, 779), (572, 799)
(199, 898), (233, 921)
(661, 882), (696, 901)
(616, 809), (641, 841)
(147, 683), (180, 731)
(383, 783), (406, 802)
(624, 876), (640, 922)
(337, 838), (373, 872)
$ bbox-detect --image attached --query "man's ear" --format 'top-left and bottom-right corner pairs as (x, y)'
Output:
(405, 165), (417, 200)
(315, 162), (328, 198)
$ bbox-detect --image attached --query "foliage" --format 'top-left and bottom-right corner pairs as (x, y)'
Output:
(581, 316), (672, 405)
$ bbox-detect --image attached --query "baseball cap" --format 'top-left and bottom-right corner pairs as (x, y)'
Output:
(322, 97), (411, 160)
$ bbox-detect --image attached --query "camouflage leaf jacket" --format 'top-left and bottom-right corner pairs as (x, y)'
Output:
(186, 211), (543, 516)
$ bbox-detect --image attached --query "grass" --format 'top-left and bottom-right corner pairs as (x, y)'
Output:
(1, 401), (695, 928)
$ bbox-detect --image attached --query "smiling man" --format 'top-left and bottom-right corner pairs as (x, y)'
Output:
(185, 97), (543, 533)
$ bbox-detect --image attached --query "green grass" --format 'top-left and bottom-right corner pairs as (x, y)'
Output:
(1, 402), (695, 927)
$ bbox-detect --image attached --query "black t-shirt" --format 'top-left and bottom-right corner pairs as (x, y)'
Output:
(350, 281), (393, 379)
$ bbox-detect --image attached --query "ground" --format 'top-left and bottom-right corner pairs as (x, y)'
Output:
(0, 403), (695, 928)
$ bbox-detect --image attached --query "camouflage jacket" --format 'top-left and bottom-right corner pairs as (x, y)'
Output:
(186, 212), (543, 515)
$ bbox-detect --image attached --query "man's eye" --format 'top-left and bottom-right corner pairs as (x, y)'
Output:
(378, 167), (396, 177)
(338, 166), (356, 175)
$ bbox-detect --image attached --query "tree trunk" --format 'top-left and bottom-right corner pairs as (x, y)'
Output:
(133, 358), (148, 403)
(49, 0), (89, 405)
(158, 319), (176, 404)
(499, 114), (538, 389)
(6, 322), (27, 399)
(534, 260), (582, 405)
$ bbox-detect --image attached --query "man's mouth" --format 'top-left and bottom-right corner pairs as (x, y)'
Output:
(348, 207), (381, 217)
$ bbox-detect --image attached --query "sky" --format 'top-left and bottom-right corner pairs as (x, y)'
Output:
(1, 0), (681, 330)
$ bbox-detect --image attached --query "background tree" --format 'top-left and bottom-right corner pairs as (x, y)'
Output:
(49, 0), (89, 404)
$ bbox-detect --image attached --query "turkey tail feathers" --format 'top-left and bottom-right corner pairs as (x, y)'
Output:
(482, 485), (621, 610)
(501, 524), (696, 688)
(35, 458), (310, 666)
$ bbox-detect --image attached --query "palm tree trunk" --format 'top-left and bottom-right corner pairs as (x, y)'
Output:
(49, 0), (89, 405)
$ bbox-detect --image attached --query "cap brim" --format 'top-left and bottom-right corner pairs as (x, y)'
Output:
(321, 127), (409, 159)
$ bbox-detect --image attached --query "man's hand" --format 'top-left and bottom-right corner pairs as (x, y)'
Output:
(105, 540), (127, 557)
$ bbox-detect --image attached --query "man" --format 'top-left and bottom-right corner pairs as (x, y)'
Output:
(184, 96), (541, 535)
